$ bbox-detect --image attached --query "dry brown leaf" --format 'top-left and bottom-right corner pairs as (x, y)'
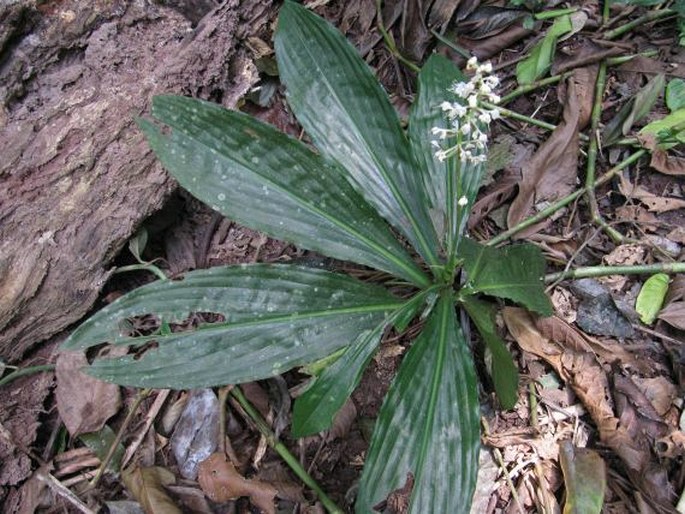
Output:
(667, 226), (685, 244)
(121, 465), (181, 514)
(619, 175), (685, 212)
(198, 453), (277, 513)
(632, 376), (677, 417)
(503, 307), (677, 510)
(507, 67), (597, 237)
(55, 350), (121, 437)
(468, 168), (520, 230)
(600, 244), (646, 290)
(658, 302), (685, 330)
(649, 148), (685, 176)
(665, 275), (685, 303)
(327, 398), (357, 441)
(618, 56), (685, 78)
(534, 315), (645, 371)
(615, 205), (660, 232)
(551, 286), (577, 324)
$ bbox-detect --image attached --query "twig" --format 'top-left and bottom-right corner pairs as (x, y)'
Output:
(487, 149), (646, 246)
(121, 389), (170, 469)
(633, 325), (685, 346)
(482, 417), (525, 514)
(545, 262), (685, 283)
(230, 387), (344, 514)
(37, 471), (96, 514)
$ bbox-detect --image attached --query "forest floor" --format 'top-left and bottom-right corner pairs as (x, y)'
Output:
(2, 1), (685, 513)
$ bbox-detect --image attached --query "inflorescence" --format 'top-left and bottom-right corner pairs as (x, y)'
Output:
(431, 56), (501, 166)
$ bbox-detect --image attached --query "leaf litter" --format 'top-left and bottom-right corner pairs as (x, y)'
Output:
(4, 1), (685, 513)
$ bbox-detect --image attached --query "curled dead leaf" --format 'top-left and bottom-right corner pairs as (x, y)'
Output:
(198, 453), (277, 513)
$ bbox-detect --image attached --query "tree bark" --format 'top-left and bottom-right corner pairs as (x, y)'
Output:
(0, 0), (271, 361)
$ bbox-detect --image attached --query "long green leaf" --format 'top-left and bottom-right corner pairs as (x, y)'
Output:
(461, 297), (518, 409)
(275, 1), (441, 270)
(141, 96), (429, 288)
(357, 293), (480, 513)
(292, 291), (433, 437)
(62, 265), (403, 389)
(460, 238), (553, 316)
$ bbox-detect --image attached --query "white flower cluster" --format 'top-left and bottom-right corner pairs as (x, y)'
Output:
(432, 56), (501, 165)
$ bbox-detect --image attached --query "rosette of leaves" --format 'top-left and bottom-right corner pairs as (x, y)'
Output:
(62, 2), (552, 511)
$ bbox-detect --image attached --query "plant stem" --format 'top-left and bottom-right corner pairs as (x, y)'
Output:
(545, 262), (685, 283)
(603, 9), (674, 40)
(429, 29), (470, 58)
(585, 61), (627, 243)
(482, 100), (561, 134)
(499, 74), (565, 106)
(487, 149), (646, 246)
(230, 387), (344, 514)
(113, 263), (167, 281)
(0, 364), (56, 387)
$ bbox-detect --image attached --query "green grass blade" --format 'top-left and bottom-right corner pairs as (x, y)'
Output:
(275, 1), (441, 270)
(142, 96), (430, 288)
(61, 265), (403, 389)
(357, 292), (480, 513)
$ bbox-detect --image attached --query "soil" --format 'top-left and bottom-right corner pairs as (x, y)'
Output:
(1, 1), (685, 513)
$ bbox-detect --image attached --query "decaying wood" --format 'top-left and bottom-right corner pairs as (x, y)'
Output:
(0, 0), (272, 361)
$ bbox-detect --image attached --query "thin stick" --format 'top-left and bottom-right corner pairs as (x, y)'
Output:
(545, 261), (685, 283)
(482, 417), (525, 514)
(121, 389), (170, 469)
(487, 149), (646, 246)
(37, 471), (96, 514)
(90, 389), (151, 488)
(230, 387), (344, 514)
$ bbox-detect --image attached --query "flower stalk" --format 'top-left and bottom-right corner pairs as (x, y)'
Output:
(433, 57), (501, 267)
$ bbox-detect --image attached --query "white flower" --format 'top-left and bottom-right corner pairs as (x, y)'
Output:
(479, 62), (493, 74)
(458, 196), (469, 207)
(431, 56), (501, 165)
